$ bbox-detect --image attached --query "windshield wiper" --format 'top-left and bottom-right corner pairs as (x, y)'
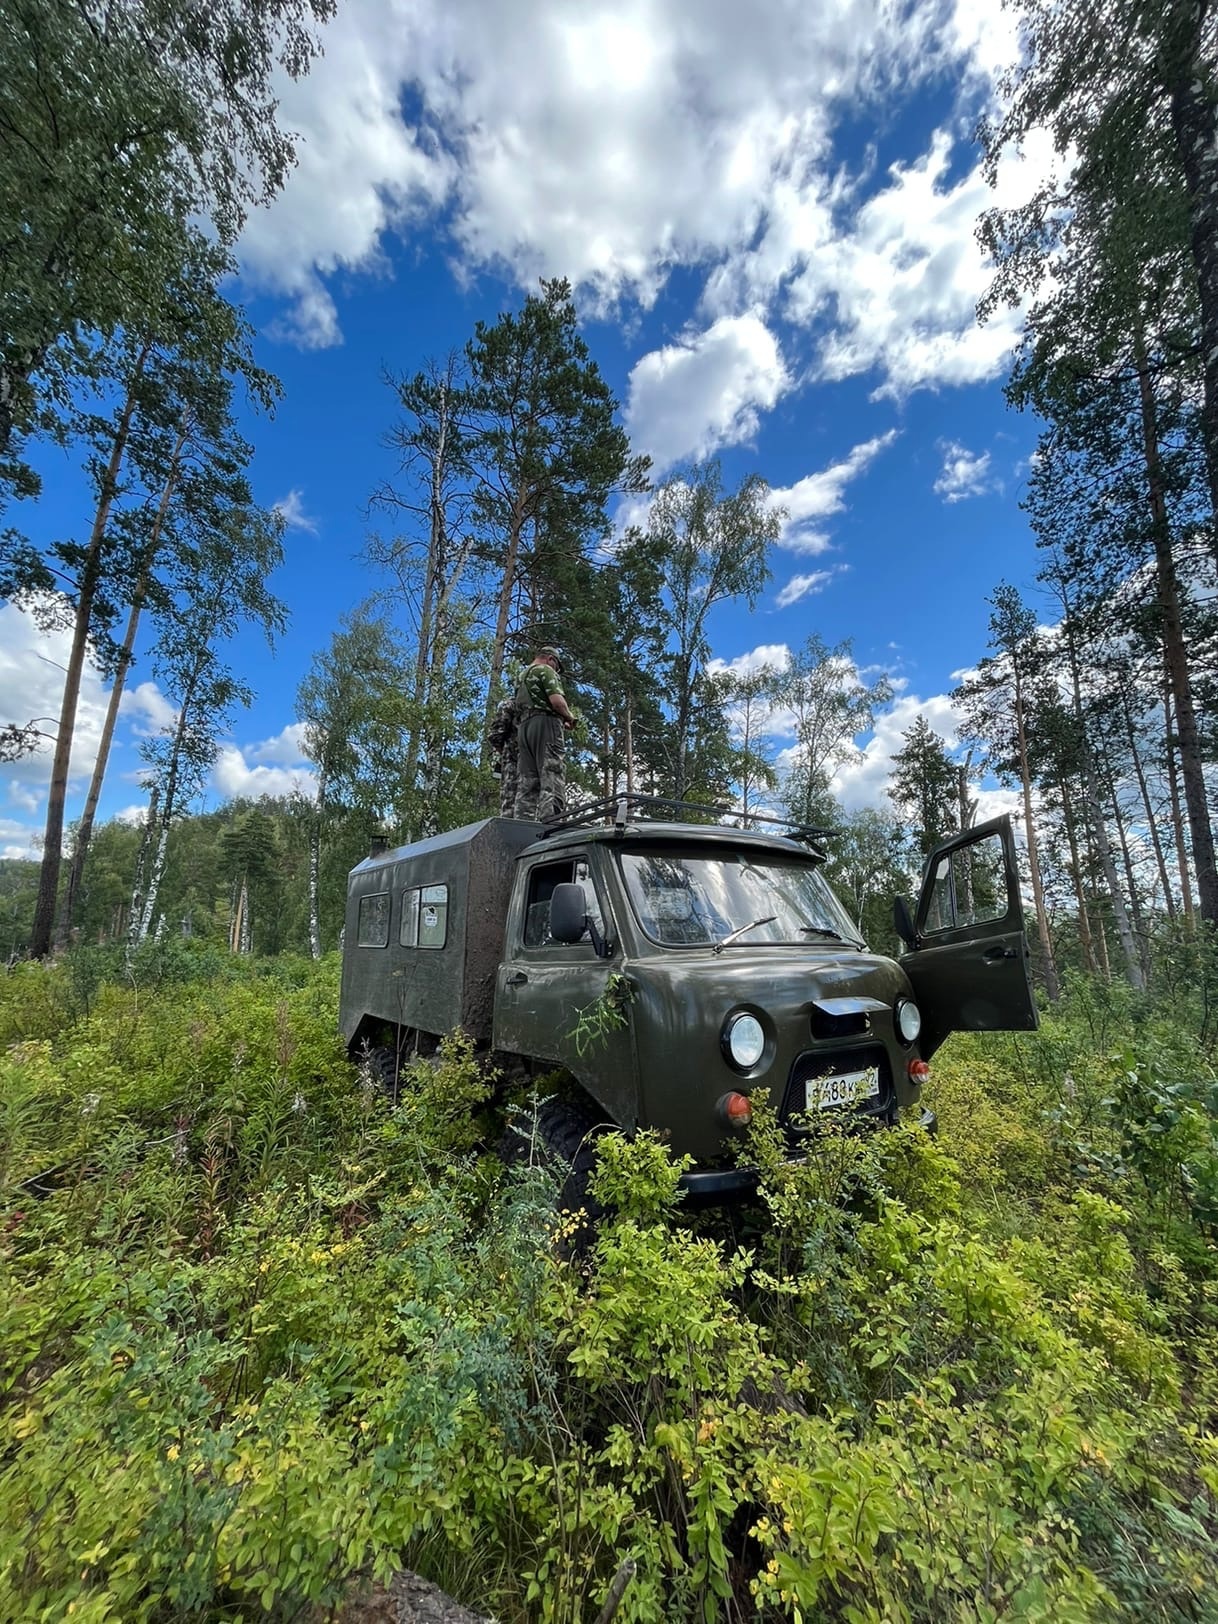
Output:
(799, 925), (845, 940)
(714, 915), (777, 953)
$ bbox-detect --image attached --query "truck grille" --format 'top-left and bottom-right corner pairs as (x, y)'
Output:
(781, 1044), (895, 1130)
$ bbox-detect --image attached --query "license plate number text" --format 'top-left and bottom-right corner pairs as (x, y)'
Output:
(807, 1066), (880, 1111)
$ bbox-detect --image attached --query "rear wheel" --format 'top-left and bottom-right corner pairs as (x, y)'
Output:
(366, 1044), (401, 1103)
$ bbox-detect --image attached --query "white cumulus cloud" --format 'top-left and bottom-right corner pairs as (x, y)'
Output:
(796, 130), (1033, 399)
(211, 745), (317, 804)
(768, 430), (899, 553)
(625, 313), (790, 469)
(237, 0), (1034, 391)
(831, 691), (962, 812)
(934, 440), (999, 503)
(775, 569), (835, 608)
(707, 642), (792, 679)
(250, 722), (312, 766)
(272, 490), (320, 534)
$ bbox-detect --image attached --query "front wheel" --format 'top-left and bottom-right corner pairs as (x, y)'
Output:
(501, 1096), (608, 1256)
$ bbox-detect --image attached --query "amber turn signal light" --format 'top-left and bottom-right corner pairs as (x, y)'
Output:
(717, 1091), (753, 1127)
(907, 1059), (930, 1084)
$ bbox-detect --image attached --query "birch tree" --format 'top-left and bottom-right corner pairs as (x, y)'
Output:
(0, 0), (333, 482)
(133, 507), (285, 944)
(780, 636), (891, 829)
(642, 463), (779, 803)
(296, 610), (409, 957)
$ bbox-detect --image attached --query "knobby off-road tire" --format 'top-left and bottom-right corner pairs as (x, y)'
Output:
(502, 1096), (608, 1258)
(367, 1044), (401, 1104)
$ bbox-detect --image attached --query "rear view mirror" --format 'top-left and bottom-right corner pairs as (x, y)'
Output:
(549, 883), (588, 943)
(893, 894), (915, 949)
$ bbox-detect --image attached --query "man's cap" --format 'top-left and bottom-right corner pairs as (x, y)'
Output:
(535, 646), (565, 673)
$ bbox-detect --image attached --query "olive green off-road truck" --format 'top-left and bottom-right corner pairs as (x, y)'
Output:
(339, 798), (1037, 1198)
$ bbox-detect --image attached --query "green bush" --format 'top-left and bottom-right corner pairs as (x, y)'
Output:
(0, 957), (1216, 1621)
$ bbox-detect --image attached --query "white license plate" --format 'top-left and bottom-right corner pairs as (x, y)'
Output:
(807, 1065), (880, 1111)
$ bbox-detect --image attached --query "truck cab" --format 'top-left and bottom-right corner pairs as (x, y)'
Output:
(339, 800), (1037, 1194)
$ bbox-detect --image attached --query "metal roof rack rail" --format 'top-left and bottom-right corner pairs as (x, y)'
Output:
(537, 794), (835, 846)
(537, 793), (725, 836)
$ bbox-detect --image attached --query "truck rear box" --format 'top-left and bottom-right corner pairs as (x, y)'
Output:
(339, 817), (538, 1048)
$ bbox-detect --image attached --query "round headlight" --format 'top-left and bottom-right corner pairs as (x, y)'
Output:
(896, 998), (922, 1044)
(724, 1012), (765, 1070)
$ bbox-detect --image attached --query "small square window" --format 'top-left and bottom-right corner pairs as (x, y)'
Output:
(357, 892), (390, 947)
(419, 883), (448, 948)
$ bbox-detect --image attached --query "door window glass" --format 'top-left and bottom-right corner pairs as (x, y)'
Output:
(523, 859), (604, 948)
(924, 831), (1009, 933)
(357, 892), (390, 947)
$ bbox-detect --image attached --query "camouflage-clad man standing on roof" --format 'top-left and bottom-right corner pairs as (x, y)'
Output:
(513, 646), (576, 821)
(487, 695), (521, 815)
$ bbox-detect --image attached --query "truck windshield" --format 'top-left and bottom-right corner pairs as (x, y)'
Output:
(619, 848), (864, 949)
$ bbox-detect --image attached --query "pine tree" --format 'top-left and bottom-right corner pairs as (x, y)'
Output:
(888, 716), (959, 863)
(464, 278), (649, 747)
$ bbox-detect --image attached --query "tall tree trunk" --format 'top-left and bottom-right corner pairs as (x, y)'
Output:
(1102, 751), (1151, 985)
(403, 377), (455, 811)
(483, 492), (528, 759)
(126, 784), (159, 956)
(1082, 747), (1144, 989)
(1163, 676), (1195, 924)
(230, 878), (248, 954)
(1095, 914), (1112, 979)
(672, 653), (696, 803)
(308, 762), (327, 960)
(1051, 574), (1138, 982)
(139, 824), (171, 947)
(1122, 684), (1176, 919)
(1162, 0), (1218, 569)
(29, 352), (148, 956)
(138, 658), (207, 945)
(1012, 664), (1061, 1001)
(1133, 331), (1218, 926)
(1058, 778), (1098, 976)
(54, 421), (188, 947)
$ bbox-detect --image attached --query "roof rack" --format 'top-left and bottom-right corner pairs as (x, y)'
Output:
(538, 793), (835, 848)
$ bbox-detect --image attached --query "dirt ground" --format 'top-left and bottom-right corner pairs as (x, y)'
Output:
(335, 1570), (494, 1624)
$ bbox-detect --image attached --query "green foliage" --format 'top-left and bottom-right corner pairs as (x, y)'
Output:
(1, 959), (1216, 1621)
(569, 973), (635, 1058)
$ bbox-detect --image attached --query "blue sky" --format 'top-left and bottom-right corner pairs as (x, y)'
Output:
(1, 0), (1056, 858)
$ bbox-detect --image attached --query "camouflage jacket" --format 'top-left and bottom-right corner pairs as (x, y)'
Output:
(516, 662), (565, 713)
(487, 697), (520, 757)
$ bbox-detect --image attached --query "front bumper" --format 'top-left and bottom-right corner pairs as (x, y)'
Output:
(676, 1106), (937, 1201)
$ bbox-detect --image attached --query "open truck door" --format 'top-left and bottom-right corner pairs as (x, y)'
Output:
(897, 815), (1038, 1059)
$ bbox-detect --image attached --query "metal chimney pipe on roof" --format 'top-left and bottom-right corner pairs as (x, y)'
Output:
(369, 827), (389, 858)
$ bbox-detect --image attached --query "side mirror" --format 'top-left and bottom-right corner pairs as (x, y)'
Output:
(549, 883), (588, 943)
(893, 894), (916, 950)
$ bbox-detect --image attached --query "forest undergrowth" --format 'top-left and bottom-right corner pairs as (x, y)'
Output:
(1, 948), (1217, 1622)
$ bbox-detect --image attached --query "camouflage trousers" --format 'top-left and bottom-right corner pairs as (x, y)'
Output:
(497, 738), (519, 816)
(514, 711), (566, 821)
